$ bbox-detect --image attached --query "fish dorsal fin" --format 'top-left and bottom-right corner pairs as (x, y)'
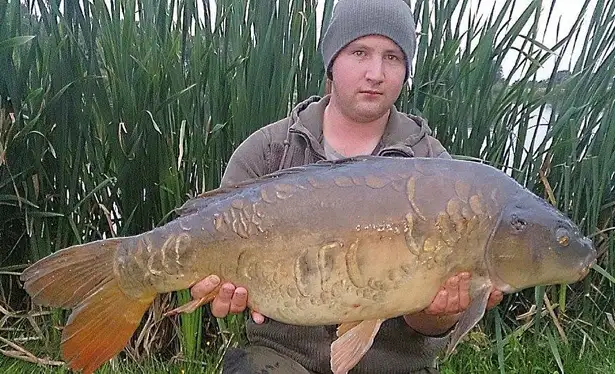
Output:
(176, 156), (381, 216)
(330, 318), (385, 374)
(445, 280), (492, 358)
(175, 169), (307, 216)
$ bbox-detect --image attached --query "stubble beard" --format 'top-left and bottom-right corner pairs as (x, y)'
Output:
(330, 85), (394, 124)
(346, 95), (390, 124)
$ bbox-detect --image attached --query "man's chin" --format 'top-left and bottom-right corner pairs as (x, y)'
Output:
(352, 105), (390, 123)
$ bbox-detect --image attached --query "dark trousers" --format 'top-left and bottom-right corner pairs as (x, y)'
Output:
(222, 346), (313, 374)
(221, 346), (440, 374)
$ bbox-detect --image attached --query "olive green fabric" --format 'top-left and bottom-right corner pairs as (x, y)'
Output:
(221, 95), (449, 186)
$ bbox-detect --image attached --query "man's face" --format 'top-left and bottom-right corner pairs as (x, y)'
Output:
(329, 34), (407, 123)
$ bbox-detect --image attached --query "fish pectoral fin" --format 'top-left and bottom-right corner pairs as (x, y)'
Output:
(164, 296), (210, 317)
(336, 321), (362, 337)
(330, 318), (384, 374)
(445, 282), (492, 358)
(164, 284), (221, 317)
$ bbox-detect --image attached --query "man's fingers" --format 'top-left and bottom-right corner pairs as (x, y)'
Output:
(252, 311), (266, 324)
(211, 283), (235, 318)
(445, 276), (460, 313)
(447, 292), (460, 314)
(229, 287), (248, 314)
(191, 274), (221, 299)
(445, 275), (459, 292)
(425, 290), (448, 315)
(487, 290), (504, 310)
(458, 273), (471, 310)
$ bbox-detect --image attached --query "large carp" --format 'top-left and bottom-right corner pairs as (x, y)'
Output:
(21, 156), (596, 374)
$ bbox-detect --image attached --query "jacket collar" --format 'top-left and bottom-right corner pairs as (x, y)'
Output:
(287, 95), (434, 158)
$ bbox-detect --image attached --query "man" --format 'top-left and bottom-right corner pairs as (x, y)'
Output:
(191, 0), (502, 372)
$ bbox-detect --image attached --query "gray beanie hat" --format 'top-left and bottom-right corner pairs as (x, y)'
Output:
(321, 0), (417, 81)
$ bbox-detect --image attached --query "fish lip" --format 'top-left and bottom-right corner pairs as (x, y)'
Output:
(577, 237), (597, 280)
(578, 252), (597, 280)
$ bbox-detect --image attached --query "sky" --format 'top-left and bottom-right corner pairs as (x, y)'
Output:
(314, 0), (598, 81)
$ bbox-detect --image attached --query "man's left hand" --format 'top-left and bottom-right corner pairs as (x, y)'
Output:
(423, 272), (503, 316)
(403, 272), (503, 336)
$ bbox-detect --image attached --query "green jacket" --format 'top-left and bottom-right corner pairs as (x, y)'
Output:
(220, 95), (451, 374)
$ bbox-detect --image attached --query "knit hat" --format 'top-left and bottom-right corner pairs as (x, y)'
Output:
(320, 0), (417, 81)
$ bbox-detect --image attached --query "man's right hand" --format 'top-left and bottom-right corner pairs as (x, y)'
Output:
(191, 275), (266, 324)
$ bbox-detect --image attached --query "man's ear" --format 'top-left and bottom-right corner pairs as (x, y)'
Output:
(325, 77), (333, 95)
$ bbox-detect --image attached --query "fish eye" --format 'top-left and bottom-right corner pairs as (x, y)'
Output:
(556, 227), (570, 247)
(511, 214), (527, 231)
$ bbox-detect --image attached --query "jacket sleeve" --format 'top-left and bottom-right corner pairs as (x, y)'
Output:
(436, 147), (452, 159)
(429, 135), (451, 159)
(220, 129), (272, 187)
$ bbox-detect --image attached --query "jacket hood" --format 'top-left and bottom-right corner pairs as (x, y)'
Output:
(286, 95), (434, 158)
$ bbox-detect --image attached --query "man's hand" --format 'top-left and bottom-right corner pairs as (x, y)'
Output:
(190, 275), (266, 324)
(403, 272), (503, 336)
(423, 272), (503, 315)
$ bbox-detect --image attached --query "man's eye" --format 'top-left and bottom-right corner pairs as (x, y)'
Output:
(353, 50), (365, 56)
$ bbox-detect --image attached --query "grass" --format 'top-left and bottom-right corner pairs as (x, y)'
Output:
(1, 323), (614, 373)
(441, 329), (615, 374)
(0, 356), (211, 373)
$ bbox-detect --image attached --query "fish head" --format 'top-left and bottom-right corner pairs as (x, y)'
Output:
(485, 191), (597, 293)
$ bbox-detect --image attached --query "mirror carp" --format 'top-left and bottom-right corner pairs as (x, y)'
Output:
(20, 156), (597, 374)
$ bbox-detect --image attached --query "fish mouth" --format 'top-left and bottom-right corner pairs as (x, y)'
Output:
(577, 237), (598, 280)
(578, 252), (597, 280)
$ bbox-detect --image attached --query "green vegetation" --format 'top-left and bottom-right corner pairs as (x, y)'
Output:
(1, 0), (613, 373)
(2, 328), (615, 373)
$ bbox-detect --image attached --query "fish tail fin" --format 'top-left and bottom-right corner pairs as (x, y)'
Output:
(20, 239), (156, 374)
(60, 278), (154, 374)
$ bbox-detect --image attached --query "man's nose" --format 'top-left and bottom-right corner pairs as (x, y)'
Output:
(365, 57), (385, 82)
